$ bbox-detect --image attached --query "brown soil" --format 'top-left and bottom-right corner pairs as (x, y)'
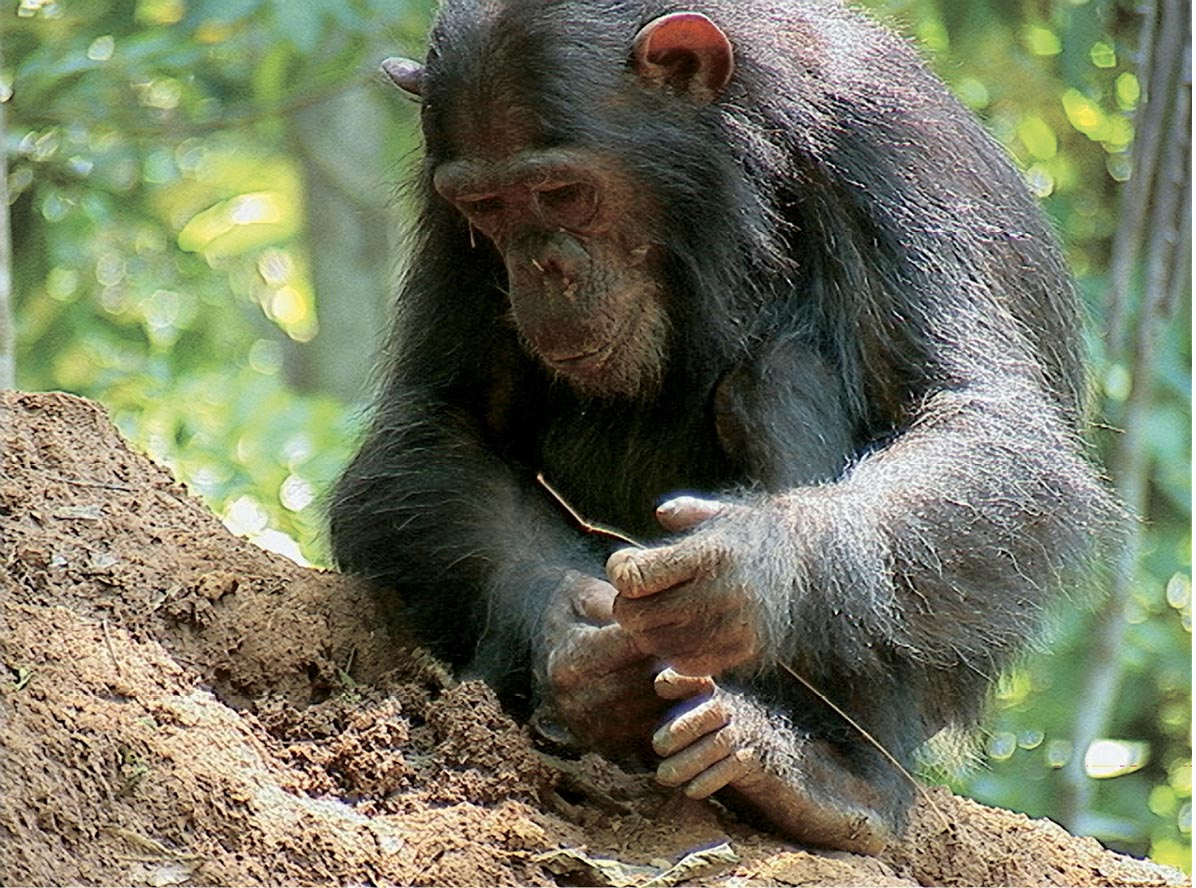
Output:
(0, 390), (1187, 887)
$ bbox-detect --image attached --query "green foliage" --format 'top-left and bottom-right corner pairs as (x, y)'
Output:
(860, 0), (1191, 869)
(8, 0), (427, 560)
(7, 0), (1189, 869)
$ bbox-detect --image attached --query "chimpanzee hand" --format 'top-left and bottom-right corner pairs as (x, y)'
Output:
(536, 570), (667, 757)
(652, 669), (892, 854)
(607, 495), (771, 677)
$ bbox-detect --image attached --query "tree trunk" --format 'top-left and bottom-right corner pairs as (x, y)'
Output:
(1060, 0), (1192, 831)
(0, 36), (15, 390)
(287, 84), (394, 401)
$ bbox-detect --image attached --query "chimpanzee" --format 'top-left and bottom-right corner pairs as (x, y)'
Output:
(329, 0), (1114, 853)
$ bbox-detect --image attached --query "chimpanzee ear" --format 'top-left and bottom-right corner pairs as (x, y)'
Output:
(381, 57), (424, 97)
(632, 12), (734, 103)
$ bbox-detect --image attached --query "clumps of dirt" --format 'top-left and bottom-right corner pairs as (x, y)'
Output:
(889, 787), (1186, 888)
(254, 677), (556, 812)
(1, 391), (1188, 887)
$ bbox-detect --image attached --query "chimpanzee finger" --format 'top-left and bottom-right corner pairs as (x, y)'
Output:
(611, 585), (691, 633)
(654, 668), (715, 701)
(656, 725), (737, 786)
(547, 623), (648, 689)
(606, 544), (698, 599)
(583, 623), (649, 673)
(614, 586), (760, 675)
(664, 618), (760, 676)
(684, 748), (756, 799)
(570, 575), (618, 624)
(655, 496), (726, 532)
(652, 694), (729, 756)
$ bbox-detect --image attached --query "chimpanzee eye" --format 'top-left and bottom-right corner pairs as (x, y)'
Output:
(458, 196), (505, 216)
(537, 183), (584, 208)
(535, 182), (598, 229)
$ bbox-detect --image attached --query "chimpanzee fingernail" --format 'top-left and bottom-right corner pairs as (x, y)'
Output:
(606, 549), (645, 593)
(657, 496), (722, 530)
(657, 496), (701, 518)
(652, 724), (673, 754)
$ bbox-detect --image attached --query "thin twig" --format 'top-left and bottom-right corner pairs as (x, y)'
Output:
(780, 662), (950, 830)
(535, 472), (644, 548)
(45, 472), (135, 492)
(22, 75), (369, 141)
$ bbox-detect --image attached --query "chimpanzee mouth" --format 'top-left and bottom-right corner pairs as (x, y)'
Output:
(534, 293), (656, 391)
(544, 341), (615, 377)
(539, 318), (628, 379)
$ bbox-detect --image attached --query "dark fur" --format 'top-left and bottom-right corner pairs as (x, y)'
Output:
(330, 0), (1114, 833)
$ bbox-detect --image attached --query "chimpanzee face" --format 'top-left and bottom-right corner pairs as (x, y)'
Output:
(381, 11), (737, 399)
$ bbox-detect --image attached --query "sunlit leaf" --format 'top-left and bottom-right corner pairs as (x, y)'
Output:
(1024, 24), (1062, 56)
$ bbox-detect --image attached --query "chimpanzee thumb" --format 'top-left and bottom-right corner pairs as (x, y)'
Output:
(656, 496), (725, 532)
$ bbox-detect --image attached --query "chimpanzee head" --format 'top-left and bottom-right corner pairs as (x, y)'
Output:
(382, 6), (743, 399)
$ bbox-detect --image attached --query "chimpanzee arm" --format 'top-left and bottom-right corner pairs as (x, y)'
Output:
(330, 383), (670, 750)
(612, 368), (1110, 711)
(328, 225), (563, 657)
(328, 235), (669, 749)
(610, 364), (1111, 850)
(773, 373), (1106, 696)
(330, 387), (583, 669)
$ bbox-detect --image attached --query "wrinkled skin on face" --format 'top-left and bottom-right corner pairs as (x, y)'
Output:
(433, 150), (669, 398)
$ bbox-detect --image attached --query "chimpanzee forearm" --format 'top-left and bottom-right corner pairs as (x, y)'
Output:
(610, 373), (1112, 714)
(729, 377), (1111, 702)
(328, 390), (605, 693)
(651, 671), (906, 853)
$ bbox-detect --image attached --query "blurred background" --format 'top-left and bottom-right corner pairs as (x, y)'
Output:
(2, 0), (1190, 870)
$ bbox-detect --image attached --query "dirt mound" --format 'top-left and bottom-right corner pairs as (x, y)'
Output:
(1, 391), (1187, 887)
